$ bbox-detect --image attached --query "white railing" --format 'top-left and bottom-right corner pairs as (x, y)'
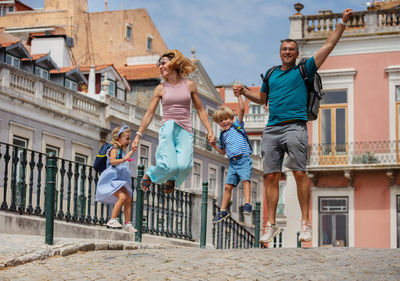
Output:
(1, 64), (105, 125)
(73, 96), (100, 118)
(43, 84), (66, 106)
(300, 7), (400, 39)
(307, 140), (399, 169)
(10, 70), (35, 95)
(109, 96), (130, 117)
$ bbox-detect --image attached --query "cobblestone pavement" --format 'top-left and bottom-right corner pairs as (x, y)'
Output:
(1, 247), (399, 280)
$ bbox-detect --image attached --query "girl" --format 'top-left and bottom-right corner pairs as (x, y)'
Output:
(132, 49), (215, 193)
(95, 124), (137, 232)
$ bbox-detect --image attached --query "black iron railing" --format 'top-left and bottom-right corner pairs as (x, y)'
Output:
(0, 141), (192, 240)
(212, 200), (262, 249)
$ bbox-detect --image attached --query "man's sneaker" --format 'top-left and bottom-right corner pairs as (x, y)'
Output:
(123, 222), (138, 233)
(213, 210), (230, 223)
(299, 221), (312, 242)
(106, 218), (122, 229)
(259, 222), (281, 243)
(243, 203), (252, 215)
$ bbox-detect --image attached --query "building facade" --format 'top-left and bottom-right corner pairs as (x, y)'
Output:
(0, 0), (168, 66)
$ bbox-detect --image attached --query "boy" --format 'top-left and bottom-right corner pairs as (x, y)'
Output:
(210, 95), (253, 223)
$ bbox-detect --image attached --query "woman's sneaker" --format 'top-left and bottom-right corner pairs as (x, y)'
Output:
(259, 222), (281, 243)
(106, 218), (122, 229)
(299, 221), (312, 242)
(123, 222), (138, 233)
(213, 210), (230, 223)
(243, 203), (252, 215)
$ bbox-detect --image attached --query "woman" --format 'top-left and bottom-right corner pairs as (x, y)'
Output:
(132, 49), (215, 193)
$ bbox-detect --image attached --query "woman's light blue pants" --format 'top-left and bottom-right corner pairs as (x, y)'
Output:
(146, 120), (193, 187)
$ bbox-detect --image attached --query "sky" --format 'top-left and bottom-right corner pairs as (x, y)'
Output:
(22, 0), (366, 86)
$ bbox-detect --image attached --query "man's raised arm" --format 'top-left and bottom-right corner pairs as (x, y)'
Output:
(314, 8), (353, 68)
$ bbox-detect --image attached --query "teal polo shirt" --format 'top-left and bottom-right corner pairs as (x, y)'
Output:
(260, 57), (318, 126)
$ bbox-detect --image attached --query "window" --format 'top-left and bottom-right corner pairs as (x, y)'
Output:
(147, 36), (153, 51)
(117, 87), (125, 100)
(319, 197), (348, 247)
(191, 109), (200, 130)
(209, 167), (217, 191)
(192, 162), (201, 189)
(12, 136), (28, 207)
(5, 54), (20, 68)
(108, 80), (116, 97)
(35, 66), (49, 80)
(126, 24), (132, 40)
(319, 90), (347, 160)
(250, 139), (261, 156)
(208, 109), (219, 138)
(65, 79), (78, 91)
(139, 144), (149, 168)
(250, 104), (261, 114)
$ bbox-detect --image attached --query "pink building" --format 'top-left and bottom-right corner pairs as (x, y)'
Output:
(289, 1), (400, 248)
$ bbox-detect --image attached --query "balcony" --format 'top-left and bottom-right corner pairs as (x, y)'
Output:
(243, 113), (268, 130)
(307, 140), (400, 171)
(290, 6), (400, 40)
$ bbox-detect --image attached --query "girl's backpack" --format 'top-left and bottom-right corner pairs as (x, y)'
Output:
(93, 143), (122, 174)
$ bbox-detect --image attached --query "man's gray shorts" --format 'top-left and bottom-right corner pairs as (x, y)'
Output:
(261, 121), (308, 174)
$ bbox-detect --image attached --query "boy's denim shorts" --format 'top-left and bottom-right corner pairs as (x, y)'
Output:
(225, 154), (253, 187)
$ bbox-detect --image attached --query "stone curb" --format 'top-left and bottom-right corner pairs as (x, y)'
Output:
(1, 241), (171, 269)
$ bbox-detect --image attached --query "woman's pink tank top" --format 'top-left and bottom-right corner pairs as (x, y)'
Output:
(161, 79), (192, 133)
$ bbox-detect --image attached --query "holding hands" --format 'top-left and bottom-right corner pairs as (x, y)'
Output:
(233, 84), (244, 97)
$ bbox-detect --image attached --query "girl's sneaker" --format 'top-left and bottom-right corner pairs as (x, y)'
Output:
(123, 222), (138, 233)
(106, 218), (122, 229)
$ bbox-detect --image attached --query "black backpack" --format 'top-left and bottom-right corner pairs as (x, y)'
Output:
(93, 143), (122, 174)
(261, 58), (323, 121)
(219, 122), (253, 153)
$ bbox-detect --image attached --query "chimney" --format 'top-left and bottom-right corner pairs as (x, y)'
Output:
(88, 65), (96, 96)
(105, 0), (108, 11)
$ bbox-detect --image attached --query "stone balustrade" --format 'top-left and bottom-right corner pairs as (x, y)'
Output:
(290, 7), (400, 40)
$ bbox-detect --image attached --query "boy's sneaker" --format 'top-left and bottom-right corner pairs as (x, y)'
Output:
(106, 218), (122, 229)
(243, 203), (252, 215)
(259, 222), (281, 243)
(213, 210), (230, 223)
(299, 221), (312, 242)
(123, 222), (138, 233)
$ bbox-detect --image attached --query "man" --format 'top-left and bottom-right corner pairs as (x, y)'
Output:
(233, 8), (353, 243)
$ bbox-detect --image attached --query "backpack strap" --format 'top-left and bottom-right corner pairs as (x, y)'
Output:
(260, 65), (279, 105)
(298, 58), (309, 86)
(219, 131), (225, 148)
(231, 123), (253, 152)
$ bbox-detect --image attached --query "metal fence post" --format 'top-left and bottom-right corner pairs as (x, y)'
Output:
(135, 164), (144, 242)
(200, 181), (208, 248)
(45, 152), (56, 245)
(297, 231), (301, 248)
(254, 201), (261, 248)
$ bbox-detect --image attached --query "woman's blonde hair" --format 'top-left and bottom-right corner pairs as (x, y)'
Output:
(111, 125), (131, 149)
(158, 49), (196, 77)
(212, 106), (235, 123)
